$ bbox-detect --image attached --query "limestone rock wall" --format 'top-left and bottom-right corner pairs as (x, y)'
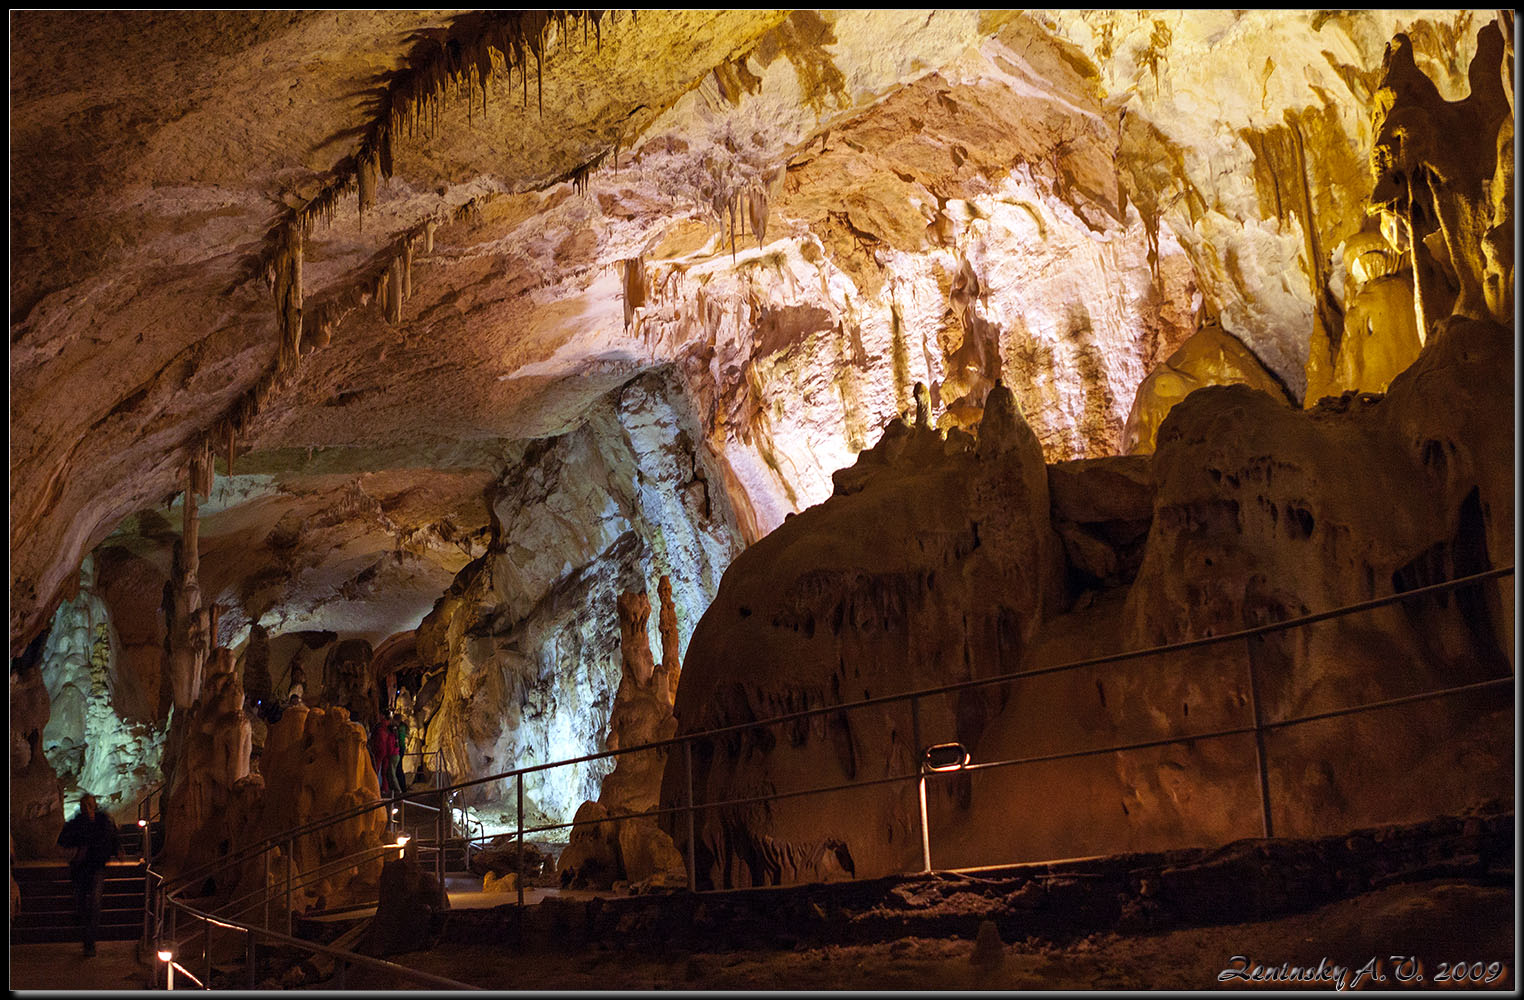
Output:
(1045, 10), (1493, 400)
(10, 635), (67, 860)
(665, 317), (1512, 884)
(416, 371), (742, 830)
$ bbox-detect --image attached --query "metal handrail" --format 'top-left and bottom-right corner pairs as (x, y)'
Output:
(161, 895), (479, 991)
(165, 563), (1517, 880)
(146, 564), (1513, 987)
(162, 564), (1518, 892)
(376, 670), (1517, 848)
(207, 843), (398, 925)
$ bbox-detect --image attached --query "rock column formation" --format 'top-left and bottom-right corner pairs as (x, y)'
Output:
(559, 579), (687, 888)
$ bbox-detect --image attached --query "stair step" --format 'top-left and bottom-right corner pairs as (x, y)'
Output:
(12, 863), (145, 882)
(12, 909), (146, 929)
(9, 924), (144, 944)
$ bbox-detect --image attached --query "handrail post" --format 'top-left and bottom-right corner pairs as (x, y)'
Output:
(918, 769), (932, 873)
(246, 929), (257, 989)
(516, 772), (525, 909)
(261, 850), (270, 929)
(1244, 637), (1276, 838)
(436, 789), (446, 908)
(141, 865), (154, 955)
(684, 739), (697, 893)
(284, 839), (294, 937)
(911, 694), (930, 873)
(204, 914), (212, 989)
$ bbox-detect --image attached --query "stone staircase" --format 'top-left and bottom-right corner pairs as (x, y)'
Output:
(11, 859), (147, 945)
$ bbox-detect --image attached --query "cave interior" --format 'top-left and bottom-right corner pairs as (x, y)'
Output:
(8, 9), (1517, 991)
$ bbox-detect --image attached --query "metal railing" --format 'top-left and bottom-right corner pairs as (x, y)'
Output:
(145, 564), (1514, 988)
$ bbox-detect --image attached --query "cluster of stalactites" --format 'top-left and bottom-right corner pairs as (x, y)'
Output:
(1368, 20), (1512, 339)
(175, 15), (623, 507)
(298, 11), (610, 242)
(376, 230), (421, 326)
(711, 172), (779, 261)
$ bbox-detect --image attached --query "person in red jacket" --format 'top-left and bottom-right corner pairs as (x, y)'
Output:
(371, 717), (400, 797)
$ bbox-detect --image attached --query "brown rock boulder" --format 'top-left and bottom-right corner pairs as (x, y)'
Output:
(360, 856), (447, 957)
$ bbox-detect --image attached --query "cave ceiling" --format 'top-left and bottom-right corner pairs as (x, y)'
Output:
(8, 10), (1496, 656)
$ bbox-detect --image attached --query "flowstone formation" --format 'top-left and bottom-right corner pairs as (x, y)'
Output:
(223, 702), (389, 917)
(662, 382), (1065, 886)
(1122, 317), (1292, 455)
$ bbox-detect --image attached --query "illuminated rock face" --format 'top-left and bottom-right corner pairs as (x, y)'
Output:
(414, 372), (741, 829)
(1122, 318), (1293, 455)
(36, 558), (167, 824)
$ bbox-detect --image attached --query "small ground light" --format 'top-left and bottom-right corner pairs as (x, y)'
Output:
(918, 742), (971, 874)
(157, 950), (173, 962)
(138, 819), (148, 827)
(395, 834), (410, 858)
(922, 742), (970, 772)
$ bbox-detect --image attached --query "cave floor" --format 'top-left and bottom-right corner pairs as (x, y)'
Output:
(8, 879), (1513, 991)
(345, 878), (1515, 991)
(8, 940), (149, 992)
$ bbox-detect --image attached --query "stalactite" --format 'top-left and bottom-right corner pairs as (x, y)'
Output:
(623, 255), (648, 330)
(402, 239), (415, 302)
(357, 148), (379, 219)
(746, 181), (769, 249)
(272, 223), (303, 375)
(388, 255), (406, 325)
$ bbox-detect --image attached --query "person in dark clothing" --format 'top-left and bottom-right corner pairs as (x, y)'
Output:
(388, 712), (409, 797)
(57, 793), (121, 956)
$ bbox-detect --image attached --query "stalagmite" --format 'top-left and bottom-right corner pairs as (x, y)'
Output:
(657, 575), (681, 703)
(559, 581), (686, 889)
(1369, 25), (1509, 341)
